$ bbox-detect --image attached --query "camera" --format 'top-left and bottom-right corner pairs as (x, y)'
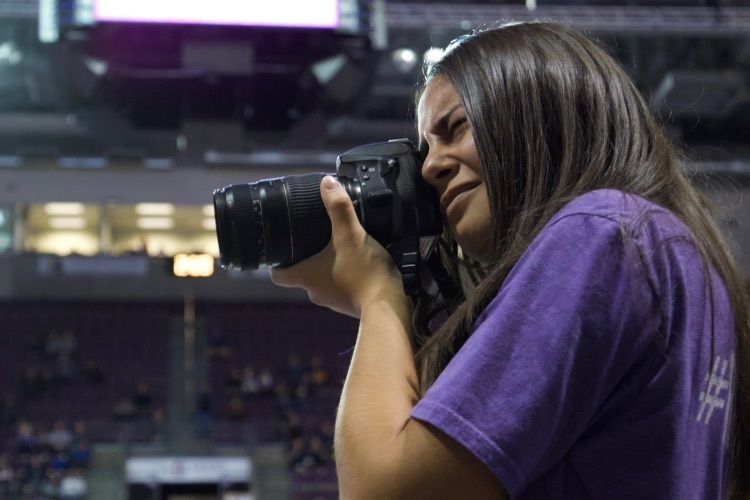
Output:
(212, 139), (443, 294)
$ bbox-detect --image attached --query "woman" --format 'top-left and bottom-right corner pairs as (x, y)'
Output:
(270, 21), (750, 499)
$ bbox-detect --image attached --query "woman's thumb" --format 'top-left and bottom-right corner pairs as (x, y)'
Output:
(320, 175), (358, 229)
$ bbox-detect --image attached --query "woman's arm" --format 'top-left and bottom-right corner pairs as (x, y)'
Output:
(270, 176), (506, 499)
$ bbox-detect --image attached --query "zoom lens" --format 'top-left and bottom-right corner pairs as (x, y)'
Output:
(213, 174), (356, 270)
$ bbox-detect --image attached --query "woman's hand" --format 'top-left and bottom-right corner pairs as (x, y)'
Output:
(269, 176), (406, 318)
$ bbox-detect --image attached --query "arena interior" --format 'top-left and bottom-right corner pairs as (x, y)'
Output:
(0, 0), (749, 498)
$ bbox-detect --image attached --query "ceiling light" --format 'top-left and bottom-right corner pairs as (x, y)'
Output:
(49, 217), (87, 229)
(0, 41), (22, 66)
(44, 202), (85, 216)
(392, 48), (418, 73)
(135, 203), (175, 216)
(84, 57), (108, 77)
(137, 217), (174, 230)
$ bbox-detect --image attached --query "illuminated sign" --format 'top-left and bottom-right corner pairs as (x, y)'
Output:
(126, 456), (251, 483)
(94, 0), (340, 29)
(173, 253), (214, 277)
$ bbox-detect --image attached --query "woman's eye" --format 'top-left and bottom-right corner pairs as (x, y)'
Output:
(449, 118), (467, 138)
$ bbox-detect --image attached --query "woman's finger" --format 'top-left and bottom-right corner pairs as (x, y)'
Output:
(320, 176), (361, 239)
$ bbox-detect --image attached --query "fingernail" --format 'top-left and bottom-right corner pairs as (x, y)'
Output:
(322, 176), (339, 191)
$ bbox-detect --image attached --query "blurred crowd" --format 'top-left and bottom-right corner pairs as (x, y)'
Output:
(0, 419), (90, 499)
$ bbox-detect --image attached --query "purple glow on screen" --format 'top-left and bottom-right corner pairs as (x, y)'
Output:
(94, 0), (339, 28)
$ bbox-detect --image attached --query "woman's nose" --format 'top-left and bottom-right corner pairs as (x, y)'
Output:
(421, 148), (457, 187)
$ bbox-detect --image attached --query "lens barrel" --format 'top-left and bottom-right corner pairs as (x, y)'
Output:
(213, 173), (344, 270)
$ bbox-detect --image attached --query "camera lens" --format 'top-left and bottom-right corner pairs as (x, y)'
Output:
(213, 174), (355, 270)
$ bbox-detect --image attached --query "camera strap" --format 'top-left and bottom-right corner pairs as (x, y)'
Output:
(426, 250), (459, 302)
(395, 160), (421, 298)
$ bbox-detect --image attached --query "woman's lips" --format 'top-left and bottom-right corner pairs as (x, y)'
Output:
(442, 184), (478, 219)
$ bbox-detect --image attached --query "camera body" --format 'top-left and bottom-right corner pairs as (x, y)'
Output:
(212, 139), (443, 294)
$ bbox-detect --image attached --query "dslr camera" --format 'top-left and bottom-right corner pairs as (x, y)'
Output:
(212, 139), (444, 295)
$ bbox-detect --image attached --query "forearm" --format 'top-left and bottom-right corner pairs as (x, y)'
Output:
(270, 167), (506, 499)
(334, 290), (420, 498)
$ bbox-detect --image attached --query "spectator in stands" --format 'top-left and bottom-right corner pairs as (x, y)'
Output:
(308, 355), (330, 392)
(68, 439), (92, 470)
(133, 381), (153, 415)
(286, 436), (326, 475)
(269, 21), (750, 498)
(22, 451), (49, 492)
(292, 383), (310, 413)
(272, 381), (294, 414)
(205, 326), (231, 360)
(46, 420), (73, 453)
(132, 232), (150, 255)
(15, 420), (39, 454)
(194, 385), (213, 439)
(308, 435), (331, 469)
(282, 410), (303, 442)
(257, 366), (275, 396)
(0, 394), (20, 427)
(0, 455), (13, 497)
(225, 368), (243, 397)
(113, 396), (136, 422)
(284, 353), (307, 390)
(225, 396), (247, 422)
(58, 328), (78, 356)
(39, 468), (62, 499)
(54, 352), (78, 384)
(316, 420), (334, 453)
(59, 469), (87, 500)
(151, 407), (167, 443)
(240, 364), (260, 397)
(49, 450), (71, 471)
(44, 330), (63, 359)
(71, 420), (87, 445)
(285, 436), (306, 471)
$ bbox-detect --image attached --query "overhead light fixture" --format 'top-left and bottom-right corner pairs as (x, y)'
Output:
(0, 41), (22, 66)
(84, 57), (108, 77)
(392, 48), (418, 73)
(49, 217), (87, 229)
(44, 202), (85, 216)
(137, 217), (174, 230)
(173, 253), (215, 278)
(135, 203), (175, 216)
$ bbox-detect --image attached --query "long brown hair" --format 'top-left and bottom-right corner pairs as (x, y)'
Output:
(411, 21), (750, 499)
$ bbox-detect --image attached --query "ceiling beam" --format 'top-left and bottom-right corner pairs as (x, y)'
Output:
(386, 4), (750, 37)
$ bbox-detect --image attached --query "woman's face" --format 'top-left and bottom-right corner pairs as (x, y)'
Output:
(418, 76), (493, 263)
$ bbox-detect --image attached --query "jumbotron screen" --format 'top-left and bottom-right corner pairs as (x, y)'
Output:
(94, 0), (340, 28)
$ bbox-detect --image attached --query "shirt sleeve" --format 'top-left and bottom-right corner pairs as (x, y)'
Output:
(411, 208), (663, 496)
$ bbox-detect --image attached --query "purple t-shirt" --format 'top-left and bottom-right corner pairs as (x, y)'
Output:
(411, 189), (736, 499)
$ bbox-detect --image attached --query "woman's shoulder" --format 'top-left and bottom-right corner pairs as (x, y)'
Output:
(553, 189), (668, 220)
(547, 189), (690, 240)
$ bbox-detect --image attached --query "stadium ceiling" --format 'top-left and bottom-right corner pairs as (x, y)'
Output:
(0, 1), (748, 170)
